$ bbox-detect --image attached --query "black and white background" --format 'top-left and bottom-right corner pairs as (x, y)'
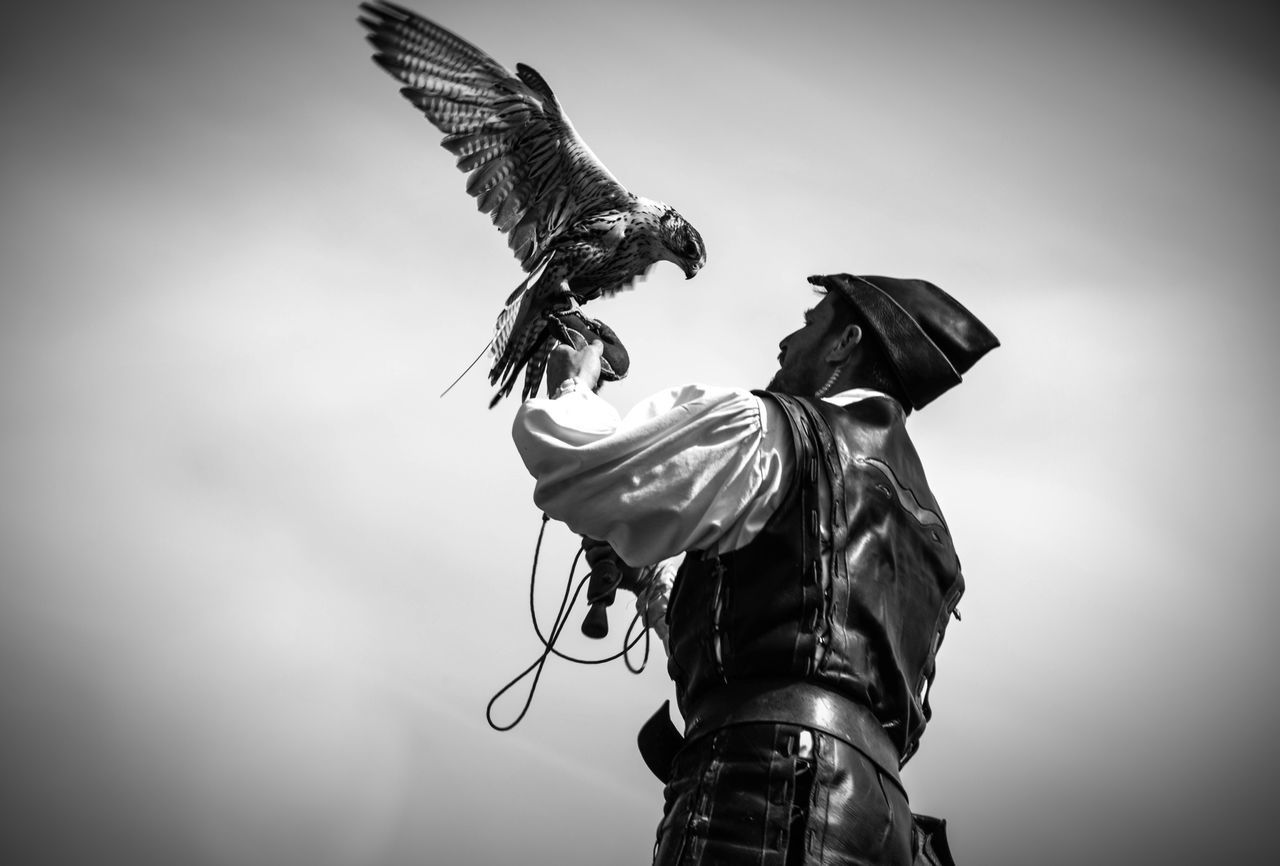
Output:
(2, 1), (1276, 863)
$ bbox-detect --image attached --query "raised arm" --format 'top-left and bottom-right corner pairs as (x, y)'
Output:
(511, 343), (793, 566)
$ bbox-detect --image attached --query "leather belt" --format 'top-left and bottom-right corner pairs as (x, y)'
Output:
(638, 680), (903, 790)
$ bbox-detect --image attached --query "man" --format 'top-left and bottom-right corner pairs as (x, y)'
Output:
(512, 274), (998, 865)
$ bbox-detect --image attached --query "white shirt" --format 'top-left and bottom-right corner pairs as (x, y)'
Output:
(512, 383), (890, 643)
(512, 382), (891, 565)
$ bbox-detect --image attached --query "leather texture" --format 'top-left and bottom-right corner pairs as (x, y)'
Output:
(910, 814), (957, 866)
(638, 700), (685, 785)
(681, 679), (901, 792)
(652, 391), (965, 864)
(652, 723), (912, 866)
(550, 310), (630, 381)
(665, 392), (964, 763)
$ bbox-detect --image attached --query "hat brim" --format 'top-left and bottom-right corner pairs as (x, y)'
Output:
(809, 274), (999, 409)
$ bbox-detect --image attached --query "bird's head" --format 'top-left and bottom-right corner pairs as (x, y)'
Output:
(658, 207), (706, 280)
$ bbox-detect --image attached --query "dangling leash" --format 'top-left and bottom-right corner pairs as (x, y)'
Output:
(483, 312), (647, 730)
(485, 514), (650, 732)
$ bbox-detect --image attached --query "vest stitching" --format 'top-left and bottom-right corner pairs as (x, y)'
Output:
(902, 576), (964, 767)
(798, 399), (846, 678)
(710, 558), (728, 684)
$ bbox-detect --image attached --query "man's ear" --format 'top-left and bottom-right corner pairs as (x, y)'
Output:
(825, 324), (862, 364)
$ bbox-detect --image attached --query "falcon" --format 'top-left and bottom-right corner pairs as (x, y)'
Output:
(358, 1), (707, 406)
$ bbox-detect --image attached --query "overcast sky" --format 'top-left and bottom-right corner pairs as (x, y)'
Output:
(1, 1), (1277, 864)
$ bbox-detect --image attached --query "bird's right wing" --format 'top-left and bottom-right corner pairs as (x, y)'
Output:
(359, 1), (633, 272)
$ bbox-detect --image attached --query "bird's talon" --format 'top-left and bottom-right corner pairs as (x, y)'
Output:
(546, 315), (581, 349)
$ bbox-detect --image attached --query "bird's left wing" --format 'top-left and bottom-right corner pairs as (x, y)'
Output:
(358, 1), (633, 271)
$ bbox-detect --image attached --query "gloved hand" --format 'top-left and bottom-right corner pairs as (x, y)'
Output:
(579, 536), (642, 638)
(546, 312), (630, 396)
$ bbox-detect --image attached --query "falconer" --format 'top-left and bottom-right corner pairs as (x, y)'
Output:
(512, 274), (998, 866)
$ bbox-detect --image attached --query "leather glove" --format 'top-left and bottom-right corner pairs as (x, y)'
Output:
(550, 312), (630, 382)
(579, 536), (641, 638)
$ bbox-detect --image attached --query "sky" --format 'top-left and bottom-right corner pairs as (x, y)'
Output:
(1, 0), (1277, 864)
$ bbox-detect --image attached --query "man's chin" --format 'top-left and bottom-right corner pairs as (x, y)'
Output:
(766, 373), (800, 395)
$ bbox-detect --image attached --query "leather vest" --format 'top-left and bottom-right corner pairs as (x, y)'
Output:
(664, 392), (964, 765)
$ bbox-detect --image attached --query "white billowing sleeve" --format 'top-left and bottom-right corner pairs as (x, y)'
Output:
(512, 383), (792, 567)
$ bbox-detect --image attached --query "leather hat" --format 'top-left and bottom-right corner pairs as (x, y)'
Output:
(808, 274), (999, 409)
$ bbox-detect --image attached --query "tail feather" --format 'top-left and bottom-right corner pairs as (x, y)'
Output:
(490, 309), (540, 385)
(520, 341), (555, 401)
(491, 285), (529, 367)
(488, 321), (549, 408)
(492, 256), (553, 364)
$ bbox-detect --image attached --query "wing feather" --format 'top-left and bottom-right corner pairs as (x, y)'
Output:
(359, 1), (632, 271)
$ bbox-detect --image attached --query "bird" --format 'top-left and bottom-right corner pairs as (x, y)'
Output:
(358, 1), (707, 406)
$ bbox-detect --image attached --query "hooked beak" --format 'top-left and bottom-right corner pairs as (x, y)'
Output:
(682, 259), (703, 280)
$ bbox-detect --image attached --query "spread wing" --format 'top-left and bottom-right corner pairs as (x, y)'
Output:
(359, 1), (633, 272)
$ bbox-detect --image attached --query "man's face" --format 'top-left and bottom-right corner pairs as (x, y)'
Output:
(767, 293), (840, 395)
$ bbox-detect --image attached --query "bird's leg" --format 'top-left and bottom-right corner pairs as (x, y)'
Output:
(544, 284), (586, 348)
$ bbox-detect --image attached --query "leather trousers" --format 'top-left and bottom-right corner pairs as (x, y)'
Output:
(652, 722), (912, 866)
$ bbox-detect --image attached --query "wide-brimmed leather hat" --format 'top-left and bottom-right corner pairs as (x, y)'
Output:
(808, 274), (999, 409)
